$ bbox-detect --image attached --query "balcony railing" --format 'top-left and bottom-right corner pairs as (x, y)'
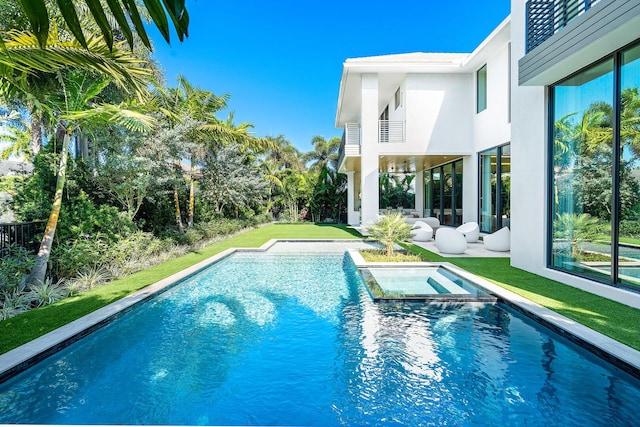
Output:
(526, 0), (600, 53)
(338, 123), (361, 167)
(378, 120), (405, 143)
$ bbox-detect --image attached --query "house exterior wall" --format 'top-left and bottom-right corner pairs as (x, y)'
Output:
(510, 0), (640, 306)
(473, 43), (511, 153)
(510, 0), (548, 275)
(405, 74), (473, 154)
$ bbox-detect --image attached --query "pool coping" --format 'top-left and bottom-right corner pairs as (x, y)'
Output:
(348, 249), (640, 379)
(0, 239), (639, 383)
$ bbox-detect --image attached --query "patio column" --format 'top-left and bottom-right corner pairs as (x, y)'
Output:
(346, 171), (359, 225)
(360, 73), (380, 227)
(414, 170), (424, 216)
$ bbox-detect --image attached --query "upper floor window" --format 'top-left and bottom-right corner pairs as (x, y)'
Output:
(394, 87), (402, 109)
(380, 105), (389, 120)
(477, 64), (487, 113)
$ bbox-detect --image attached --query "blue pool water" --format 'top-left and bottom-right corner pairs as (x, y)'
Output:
(1, 250), (640, 426)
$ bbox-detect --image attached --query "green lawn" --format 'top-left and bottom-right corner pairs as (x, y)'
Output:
(1, 223), (639, 355)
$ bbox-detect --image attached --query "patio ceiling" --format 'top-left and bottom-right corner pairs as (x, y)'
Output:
(340, 154), (464, 174)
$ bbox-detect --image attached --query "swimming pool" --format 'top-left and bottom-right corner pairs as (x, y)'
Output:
(1, 247), (639, 425)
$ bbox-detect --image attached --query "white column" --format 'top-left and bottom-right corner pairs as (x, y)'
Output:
(414, 170), (424, 215)
(347, 171), (359, 225)
(360, 74), (380, 227)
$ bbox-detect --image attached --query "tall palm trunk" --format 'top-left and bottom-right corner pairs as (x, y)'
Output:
(188, 162), (195, 228)
(174, 185), (184, 232)
(28, 130), (71, 285)
(30, 110), (43, 156)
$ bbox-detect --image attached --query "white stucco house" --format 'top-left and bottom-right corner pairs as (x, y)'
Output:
(335, 0), (640, 305)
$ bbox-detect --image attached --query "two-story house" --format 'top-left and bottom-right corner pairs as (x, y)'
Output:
(335, 0), (640, 304)
(336, 19), (511, 232)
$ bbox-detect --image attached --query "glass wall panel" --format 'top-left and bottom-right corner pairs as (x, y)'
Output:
(454, 161), (463, 224)
(432, 169), (441, 217)
(500, 145), (511, 229)
(551, 59), (614, 282)
(424, 171), (432, 217)
(442, 163), (453, 225)
(618, 43), (640, 287)
(423, 161), (463, 226)
(479, 148), (498, 232)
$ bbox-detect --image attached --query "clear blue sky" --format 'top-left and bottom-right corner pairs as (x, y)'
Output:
(149, 1), (510, 153)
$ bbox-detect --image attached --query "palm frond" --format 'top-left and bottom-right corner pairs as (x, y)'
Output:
(62, 102), (156, 133)
(16, 0), (189, 50)
(0, 29), (152, 101)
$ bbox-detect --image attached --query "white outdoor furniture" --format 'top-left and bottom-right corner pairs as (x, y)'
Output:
(435, 227), (467, 254)
(484, 226), (510, 252)
(456, 222), (480, 243)
(411, 223), (433, 241)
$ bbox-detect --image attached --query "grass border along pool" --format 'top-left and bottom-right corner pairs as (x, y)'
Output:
(0, 223), (638, 354)
(0, 224), (359, 354)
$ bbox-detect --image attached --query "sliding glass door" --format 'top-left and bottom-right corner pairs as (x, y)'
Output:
(550, 41), (640, 289)
(479, 144), (510, 233)
(424, 159), (463, 226)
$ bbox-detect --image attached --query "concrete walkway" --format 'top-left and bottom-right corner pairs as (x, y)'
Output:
(411, 239), (510, 258)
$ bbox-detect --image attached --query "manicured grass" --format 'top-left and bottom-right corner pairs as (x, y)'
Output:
(402, 242), (640, 351)
(0, 223), (359, 354)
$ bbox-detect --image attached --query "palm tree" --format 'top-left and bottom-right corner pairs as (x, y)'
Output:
(158, 76), (266, 228)
(27, 70), (154, 285)
(305, 135), (341, 171)
(0, 28), (155, 285)
(264, 135), (305, 171)
(368, 213), (413, 257)
(15, 0), (189, 50)
(0, 108), (31, 161)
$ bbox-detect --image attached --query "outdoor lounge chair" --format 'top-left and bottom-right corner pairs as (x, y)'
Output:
(484, 226), (510, 252)
(411, 223), (433, 241)
(456, 222), (480, 243)
(435, 227), (467, 254)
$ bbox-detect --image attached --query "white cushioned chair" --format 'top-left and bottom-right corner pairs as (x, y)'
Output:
(435, 227), (467, 254)
(411, 223), (433, 241)
(456, 222), (480, 243)
(484, 226), (510, 252)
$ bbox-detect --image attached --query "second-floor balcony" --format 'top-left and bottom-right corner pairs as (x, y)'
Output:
(338, 120), (407, 169)
(338, 123), (361, 168)
(378, 120), (405, 144)
(526, 0), (601, 53)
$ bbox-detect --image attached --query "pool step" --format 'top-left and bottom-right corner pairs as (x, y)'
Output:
(429, 271), (470, 295)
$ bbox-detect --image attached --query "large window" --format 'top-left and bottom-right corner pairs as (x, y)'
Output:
(479, 144), (510, 233)
(424, 159), (463, 226)
(477, 64), (487, 113)
(550, 41), (640, 289)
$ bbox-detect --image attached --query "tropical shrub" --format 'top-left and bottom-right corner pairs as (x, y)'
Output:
(0, 244), (35, 289)
(26, 278), (66, 308)
(57, 191), (137, 243)
(367, 213), (413, 257)
(620, 220), (640, 239)
(50, 235), (110, 279)
(553, 213), (607, 257)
